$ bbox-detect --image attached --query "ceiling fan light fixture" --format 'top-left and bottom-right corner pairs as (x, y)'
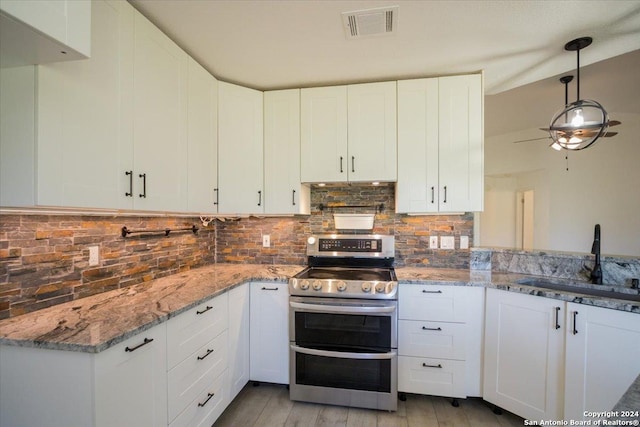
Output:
(548, 37), (610, 151)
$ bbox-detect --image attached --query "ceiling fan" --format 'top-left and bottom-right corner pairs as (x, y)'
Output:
(513, 74), (621, 145)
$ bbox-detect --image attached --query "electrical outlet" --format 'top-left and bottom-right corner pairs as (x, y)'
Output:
(89, 246), (99, 266)
(429, 236), (438, 249)
(440, 236), (455, 250)
(460, 235), (469, 249)
(262, 235), (270, 248)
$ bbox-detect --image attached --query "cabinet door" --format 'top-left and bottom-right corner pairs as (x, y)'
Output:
(95, 323), (168, 427)
(483, 289), (564, 421)
(218, 82), (264, 214)
(36, 0), (134, 210)
(227, 283), (250, 400)
(264, 89), (310, 214)
(396, 78), (439, 213)
(564, 303), (640, 421)
(438, 74), (483, 212)
(300, 85), (348, 183)
(347, 81), (397, 182)
(250, 282), (289, 384)
(133, 11), (188, 212)
(187, 57), (218, 213)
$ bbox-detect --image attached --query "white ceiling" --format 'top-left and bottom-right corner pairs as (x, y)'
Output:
(129, 0), (640, 136)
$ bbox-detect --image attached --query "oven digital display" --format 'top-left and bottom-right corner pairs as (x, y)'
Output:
(318, 239), (382, 252)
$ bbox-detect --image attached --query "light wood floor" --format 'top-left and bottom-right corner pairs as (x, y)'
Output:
(214, 383), (525, 427)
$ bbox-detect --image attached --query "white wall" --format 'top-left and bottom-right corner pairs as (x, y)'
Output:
(481, 112), (640, 257)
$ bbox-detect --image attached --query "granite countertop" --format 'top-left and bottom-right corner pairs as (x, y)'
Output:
(1, 264), (638, 354)
(0, 264), (304, 353)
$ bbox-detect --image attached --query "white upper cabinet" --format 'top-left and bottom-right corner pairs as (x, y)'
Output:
(347, 81), (397, 182)
(187, 57), (218, 214)
(218, 81), (264, 214)
(34, 0), (134, 210)
(0, 0), (91, 67)
(300, 85), (348, 183)
(132, 11), (189, 212)
(396, 74), (483, 213)
(301, 82), (397, 184)
(264, 89), (310, 214)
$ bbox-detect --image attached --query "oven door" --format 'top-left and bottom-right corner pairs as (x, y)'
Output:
(289, 296), (397, 351)
(289, 296), (398, 411)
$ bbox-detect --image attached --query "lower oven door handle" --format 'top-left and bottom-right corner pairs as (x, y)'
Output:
(290, 344), (396, 360)
(289, 301), (396, 315)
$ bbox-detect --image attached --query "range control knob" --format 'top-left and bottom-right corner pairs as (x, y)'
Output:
(361, 282), (372, 293)
(375, 282), (386, 293)
(386, 282), (397, 294)
(312, 280), (323, 291)
(335, 281), (347, 292)
(299, 280), (310, 290)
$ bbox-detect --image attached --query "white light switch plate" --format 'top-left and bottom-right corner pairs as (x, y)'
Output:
(460, 236), (469, 249)
(429, 236), (438, 249)
(440, 236), (455, 250)
(262, 235), (270, 247)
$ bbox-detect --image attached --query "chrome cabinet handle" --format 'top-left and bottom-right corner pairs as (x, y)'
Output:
(139, 173), (147, 198)
(125, 171), (133, 197)
(125, 337), (153, 352)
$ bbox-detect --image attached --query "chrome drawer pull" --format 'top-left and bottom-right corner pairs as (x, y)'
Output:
(196, 305), (213, 315)
(198, 392), (215, 407)
(422, 326), (442, 331)
(125, 337), (153, 352)
(422, 363), (443, 369)
(197, 349), (214, 361)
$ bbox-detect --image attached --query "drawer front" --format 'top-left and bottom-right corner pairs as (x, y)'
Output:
(399, 320), (466, 360)
(399, 284), (468, 322)
(167, 293), (228, 369)
(169, 370), (227, 427)
(168, 331), (228, 422)
(398, 356), (465, 398)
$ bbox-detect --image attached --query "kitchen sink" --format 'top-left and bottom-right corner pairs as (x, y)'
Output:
(516, 278), (640, 303)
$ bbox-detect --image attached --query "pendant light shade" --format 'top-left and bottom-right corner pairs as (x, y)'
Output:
(548, 37), (609, 151)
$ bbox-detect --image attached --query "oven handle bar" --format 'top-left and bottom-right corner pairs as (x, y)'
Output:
(290, 345), (396, 360)
(289, 301), (396, 315)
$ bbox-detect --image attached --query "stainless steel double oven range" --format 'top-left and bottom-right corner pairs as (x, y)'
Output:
(289, 234), (398, 411)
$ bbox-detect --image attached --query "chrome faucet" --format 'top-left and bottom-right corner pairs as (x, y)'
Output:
(590, 224), (603, 285)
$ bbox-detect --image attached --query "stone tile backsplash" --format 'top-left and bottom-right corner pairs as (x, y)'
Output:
(1, 185), (474, 318)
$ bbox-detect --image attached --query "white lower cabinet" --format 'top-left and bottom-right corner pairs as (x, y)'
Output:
(564, 302), (640, 421)
(398, 284), (484, 399)
(166, 294), (229, 427)
(227, 283), (251, 400)
(0, 322), (167, 427)
(483, 289), (564, 420)
(250, 282), (289, 384)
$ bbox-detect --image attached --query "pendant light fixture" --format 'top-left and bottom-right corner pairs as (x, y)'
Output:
(548, 37), (609, 151)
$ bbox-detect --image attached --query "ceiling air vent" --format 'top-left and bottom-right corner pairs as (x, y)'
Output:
(341, 6), (398, 39)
